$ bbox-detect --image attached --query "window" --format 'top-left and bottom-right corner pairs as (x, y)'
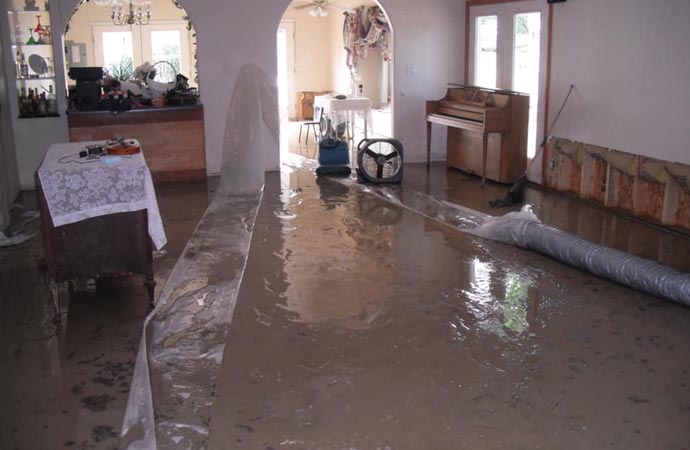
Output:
(99, 30), (134, 79)
(92, 22), (193, 84)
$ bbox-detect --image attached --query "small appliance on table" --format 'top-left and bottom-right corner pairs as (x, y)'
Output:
(36, 139), (166, 313)
(314, 94), (372, 141)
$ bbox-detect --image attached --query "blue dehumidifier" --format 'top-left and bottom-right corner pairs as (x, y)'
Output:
(315, 136), (351, 177)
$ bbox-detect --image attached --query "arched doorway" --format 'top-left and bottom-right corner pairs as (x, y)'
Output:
(62, 0), (206, 183)
(64, 0), (198, 88)
(277, 0), (394, 162)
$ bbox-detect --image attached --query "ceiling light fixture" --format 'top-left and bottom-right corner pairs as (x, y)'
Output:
(111, 0), (151, 26)
(308, 5), (329, 17)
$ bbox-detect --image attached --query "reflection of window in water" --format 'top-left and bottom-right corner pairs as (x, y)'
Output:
(469, 257), (493, 304)
(502, 273), (530, 334)
(456, 260), (531, 339)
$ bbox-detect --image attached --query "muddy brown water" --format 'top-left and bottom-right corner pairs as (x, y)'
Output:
(207, 171), (690, 449)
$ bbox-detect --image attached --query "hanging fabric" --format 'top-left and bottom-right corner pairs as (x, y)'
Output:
(343, 6), (391, 72)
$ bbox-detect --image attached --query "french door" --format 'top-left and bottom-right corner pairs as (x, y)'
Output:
(468, 0), (548, 158)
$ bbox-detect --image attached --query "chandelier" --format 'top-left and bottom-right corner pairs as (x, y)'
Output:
(110, 0), (151, 26)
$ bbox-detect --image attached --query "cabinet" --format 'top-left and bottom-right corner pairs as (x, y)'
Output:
(6, 0), (58, 118)
(0, 0), (68, 189)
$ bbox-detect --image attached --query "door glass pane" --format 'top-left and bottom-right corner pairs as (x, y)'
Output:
(151, 30), (181, 82)
(513, 12), (541, 157)
(474, 15), (497, 89)
(102, 31), (133, 79)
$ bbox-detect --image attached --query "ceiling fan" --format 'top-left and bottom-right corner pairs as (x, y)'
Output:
(292, 0), (349, 17)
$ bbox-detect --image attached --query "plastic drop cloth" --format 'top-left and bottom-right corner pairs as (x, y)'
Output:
(219, 64), (279, 194)
(121, 63), (278, 450)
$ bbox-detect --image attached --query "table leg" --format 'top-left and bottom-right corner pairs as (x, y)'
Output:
(481, 133), (488, 186)
(145, 275), (156, 307)
(426, 120), (432, 167)
(364, 111), (369, 140)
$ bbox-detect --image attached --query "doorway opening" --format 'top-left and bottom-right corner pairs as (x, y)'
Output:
(467, 0), (548, 158)
(277, 0), (394, 165)
(64, 0), (199, 92)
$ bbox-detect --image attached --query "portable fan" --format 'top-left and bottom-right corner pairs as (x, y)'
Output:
(357, 138), (403, 183)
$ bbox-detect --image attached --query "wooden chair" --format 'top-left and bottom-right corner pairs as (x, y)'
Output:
(299, 106), (323, 145)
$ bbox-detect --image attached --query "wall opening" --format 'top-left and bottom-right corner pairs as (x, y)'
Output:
(64, 0), (199, 94)
(277, 0), (394, 165)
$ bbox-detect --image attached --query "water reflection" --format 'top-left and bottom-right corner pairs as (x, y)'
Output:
(453, 258), (533, 341)
(275, 171), (396, 330)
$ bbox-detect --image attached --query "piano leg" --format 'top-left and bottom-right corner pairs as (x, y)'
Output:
(426, 120), (432, 167)
(481, 133), (488, 186)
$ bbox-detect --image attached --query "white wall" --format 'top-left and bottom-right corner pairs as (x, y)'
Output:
(549, 0), (690, 165)
(0, 45), (21, 229)
(281, 7), (332, 93)
(329, 8), (350, 95)
(58, 0), (462, 173)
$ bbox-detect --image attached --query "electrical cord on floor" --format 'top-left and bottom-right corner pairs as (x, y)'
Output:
(489, 84), (575, 208)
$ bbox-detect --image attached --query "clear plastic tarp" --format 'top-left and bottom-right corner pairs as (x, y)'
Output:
(121, 64), (278, 450)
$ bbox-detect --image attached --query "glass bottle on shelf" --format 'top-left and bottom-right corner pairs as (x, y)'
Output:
(20, 53), (29, 78)
(36, 91), (47, 117)
(15, 51), (22, 78)
(46, 85), (58, 115)
(42, 25), (51, 44)
(14, 22), (23, 44)
(19, 87), (26, 107)
(45, 57), (53, 77)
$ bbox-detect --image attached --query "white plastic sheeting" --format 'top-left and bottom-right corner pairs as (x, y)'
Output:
(120, 64), (278, 449)
(220, 64), (280, 194)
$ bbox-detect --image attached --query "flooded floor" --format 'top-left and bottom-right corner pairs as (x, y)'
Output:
(208, 170), (690, 449)
(0, 181), (211, 450)
(2, 159), (690, 449)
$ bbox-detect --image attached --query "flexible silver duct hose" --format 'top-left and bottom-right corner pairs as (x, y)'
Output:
(522, 222), (690, 306)
(462, 206), (690, 307)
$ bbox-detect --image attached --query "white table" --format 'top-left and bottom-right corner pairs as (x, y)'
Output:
(314, 95), (372, 140)
(38, 140), (166, 250)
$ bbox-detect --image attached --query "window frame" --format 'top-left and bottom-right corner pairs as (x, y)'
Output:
(91, 21), (192, 82)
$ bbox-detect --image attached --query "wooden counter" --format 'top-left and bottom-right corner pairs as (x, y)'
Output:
(67, 105), (206, 183)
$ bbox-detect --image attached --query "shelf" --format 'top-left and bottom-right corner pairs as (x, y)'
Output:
(6, 0), (59, 121)
(12, 43), (53, 47)
(16, 77), (56, 81)
(18, 113), (60, 119)
(8, 10), (49, 14)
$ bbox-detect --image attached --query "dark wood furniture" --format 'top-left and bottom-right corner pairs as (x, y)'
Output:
(37, 179), (155, 309)
(67, 105), (206, 183)
(426, 85), (529, 184)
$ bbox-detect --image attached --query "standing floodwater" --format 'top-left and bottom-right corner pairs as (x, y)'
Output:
(208, 170), (690, 449)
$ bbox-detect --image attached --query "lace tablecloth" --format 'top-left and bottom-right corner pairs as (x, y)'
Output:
(37, 140), (167, 250)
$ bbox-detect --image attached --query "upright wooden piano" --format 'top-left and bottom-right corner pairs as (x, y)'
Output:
(426, 84), (529, 184)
